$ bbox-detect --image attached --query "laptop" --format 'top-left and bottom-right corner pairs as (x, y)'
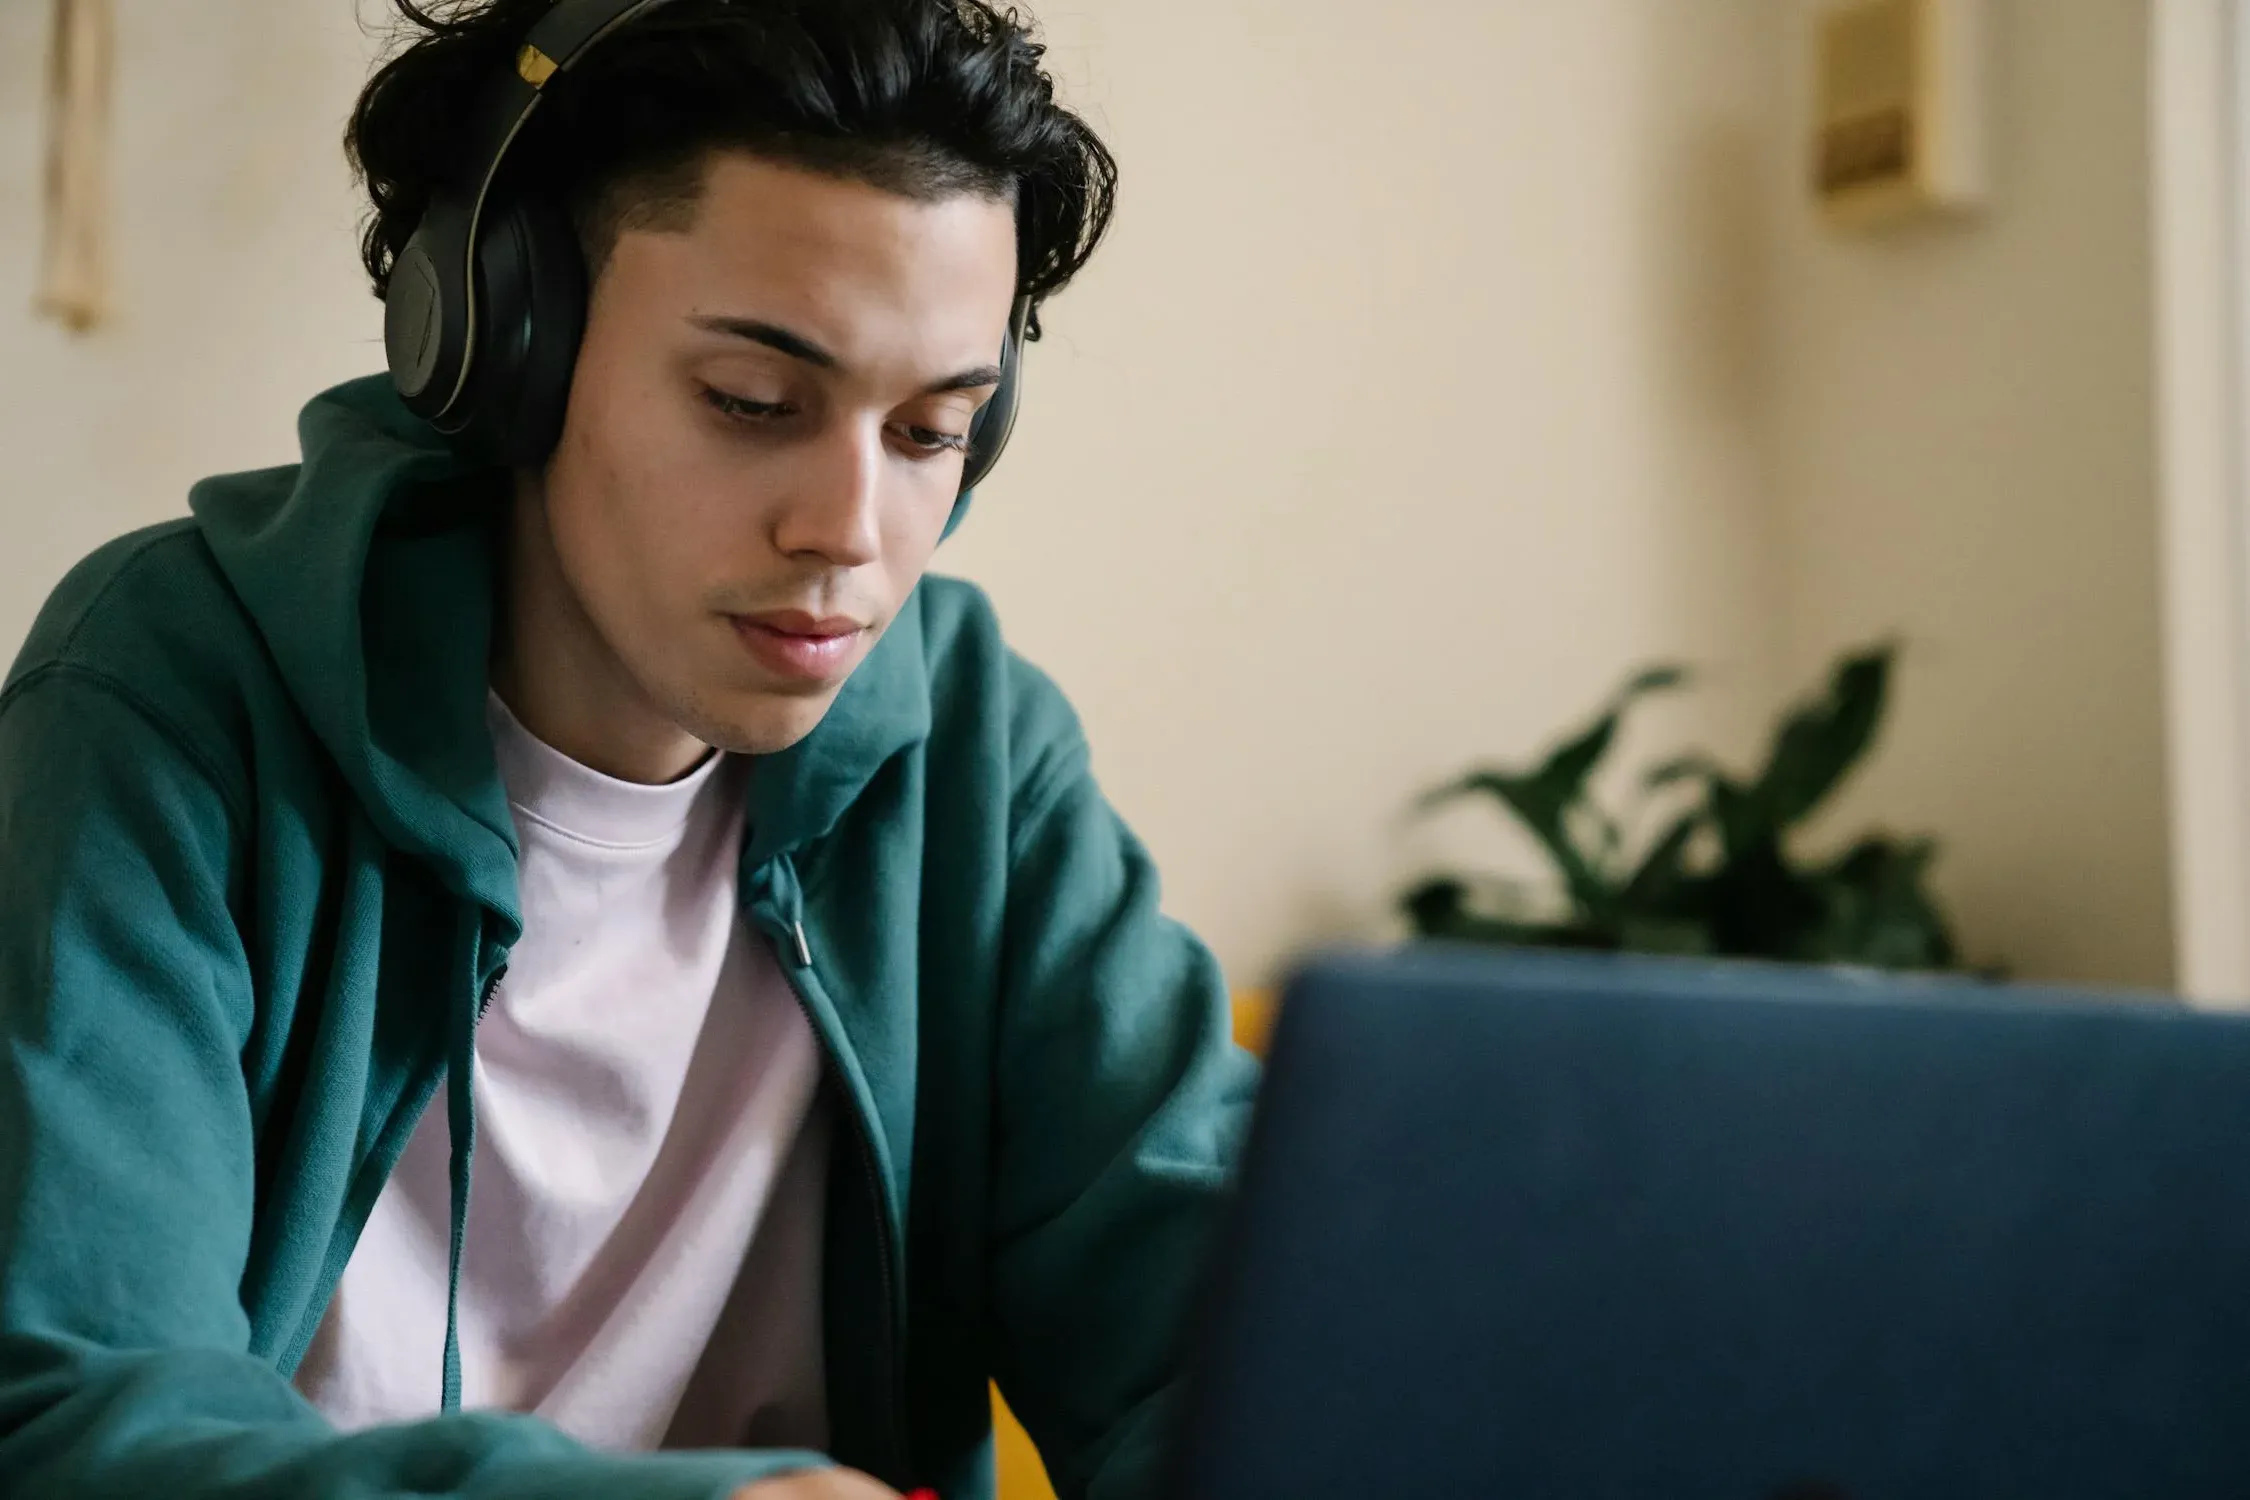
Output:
(1168, 945), (2250, 1500)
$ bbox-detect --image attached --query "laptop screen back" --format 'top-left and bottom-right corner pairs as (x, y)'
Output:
(1170, 947), (2250, 1500)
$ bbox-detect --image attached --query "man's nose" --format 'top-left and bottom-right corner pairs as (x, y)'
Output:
(771, 420), (884, 570)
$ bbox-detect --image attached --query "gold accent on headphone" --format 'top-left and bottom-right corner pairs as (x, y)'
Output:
(515, 44), (559, 88)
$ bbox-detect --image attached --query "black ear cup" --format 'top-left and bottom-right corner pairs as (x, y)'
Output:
(384, 238), (449, 408)
(960, 295), (1032, 494)
(385, 198), (477, 424)
(454, 195), (589, 466)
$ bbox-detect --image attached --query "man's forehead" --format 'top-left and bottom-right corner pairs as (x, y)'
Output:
(610, 158), (1017, 367)
(682, 154), (1016, 277)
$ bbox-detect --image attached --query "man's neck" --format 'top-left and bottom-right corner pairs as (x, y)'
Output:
(491, 471), (712, 786)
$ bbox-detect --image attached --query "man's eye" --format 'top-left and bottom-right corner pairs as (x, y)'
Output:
(704, 388), (789, 421)
(902, 425), (970, 455)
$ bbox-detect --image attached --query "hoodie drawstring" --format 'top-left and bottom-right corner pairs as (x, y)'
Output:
(440, 916), (503, 1413)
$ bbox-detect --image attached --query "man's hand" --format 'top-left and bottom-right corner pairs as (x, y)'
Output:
(729, 1470), (906, 1500)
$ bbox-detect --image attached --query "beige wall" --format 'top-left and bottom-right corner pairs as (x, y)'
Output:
(1, 0), (1786, 987)
(0, 1), (384, 656)
(1759, 0), (2173, 987)
(945, 0), (1785, 981)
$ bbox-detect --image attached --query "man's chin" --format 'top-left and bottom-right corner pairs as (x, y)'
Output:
(683, 688), (844, 758)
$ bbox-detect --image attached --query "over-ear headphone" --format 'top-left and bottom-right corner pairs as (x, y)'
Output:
(383, 0), (1032, 487)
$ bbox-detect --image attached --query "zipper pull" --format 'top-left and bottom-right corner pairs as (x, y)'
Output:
(790, 920), (813, 969)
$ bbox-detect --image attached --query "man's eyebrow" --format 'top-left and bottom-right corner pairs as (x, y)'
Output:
(925, 363), (1005, 395)
(690, 315), (839, 370)
(689, 313), (1004, 396)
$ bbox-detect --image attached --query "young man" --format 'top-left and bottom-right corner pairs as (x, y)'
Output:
(0, 2), (1254, 1498)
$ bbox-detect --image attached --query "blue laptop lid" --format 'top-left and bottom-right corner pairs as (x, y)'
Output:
(1171, 946), (2250, 1500)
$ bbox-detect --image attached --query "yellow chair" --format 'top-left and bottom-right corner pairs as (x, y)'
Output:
(993, 991), (1275, 1500)
(992, 1397), (1050, 1500)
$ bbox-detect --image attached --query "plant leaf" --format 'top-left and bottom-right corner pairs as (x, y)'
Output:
(1415, 665), (1684, 923)
(1615, 915), (1714, 956)
(1622, 809), (1705, 908)
(1568, 801), (1625, 870)
(1397, 880), (1611, 951)
(1532, 663), (1691, 806)
(1620, 663), (1690, 697)
(1754, 644), (1893, 830)
(1416, 769), (1616, 921)
(1705, 835), (1826, 959)
(1399, 877), (1472, 938)
(1704, 771), (1762, 860)
(1803, 834), (1959, 970)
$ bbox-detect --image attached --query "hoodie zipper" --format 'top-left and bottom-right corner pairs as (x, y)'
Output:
(768, 914), (911, 1486)
(439, 958), (508, 1413)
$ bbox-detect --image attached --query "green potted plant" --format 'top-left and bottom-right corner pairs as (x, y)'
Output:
(1401, 644), (1963, 971)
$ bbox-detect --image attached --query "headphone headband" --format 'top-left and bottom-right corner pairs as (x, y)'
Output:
(453, 0), (683, 220)
(399, 0), (680, 418)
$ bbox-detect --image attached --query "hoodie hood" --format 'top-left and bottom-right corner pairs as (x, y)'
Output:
(187, 374), (938, 936)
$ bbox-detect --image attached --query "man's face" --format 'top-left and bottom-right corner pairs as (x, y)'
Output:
(532, 151), (1019, 757)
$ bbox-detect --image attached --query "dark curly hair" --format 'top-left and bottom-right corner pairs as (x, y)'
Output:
(345, 0), (1116, 334)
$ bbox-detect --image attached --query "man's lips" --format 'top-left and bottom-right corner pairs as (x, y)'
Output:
(739, 609), (865, 637)
(727, 610), (869, 683)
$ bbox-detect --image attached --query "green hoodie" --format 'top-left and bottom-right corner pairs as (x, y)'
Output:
(0, 376), (1256, 1500)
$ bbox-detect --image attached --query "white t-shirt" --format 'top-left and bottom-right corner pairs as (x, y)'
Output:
(295, 694), (831, 1453)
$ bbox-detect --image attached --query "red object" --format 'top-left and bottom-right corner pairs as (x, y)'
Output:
(904, 1491), (940, 1500)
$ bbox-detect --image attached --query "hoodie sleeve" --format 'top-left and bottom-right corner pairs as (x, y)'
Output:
(0, 668), (822, 1500)
(985, 657), (1261, 1500)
